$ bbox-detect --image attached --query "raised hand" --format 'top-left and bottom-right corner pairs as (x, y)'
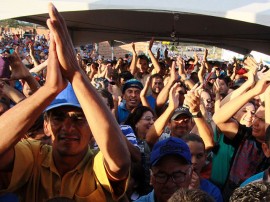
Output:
(189, 170), (200, 189)
(131, 42), (136, 55)
(44, 33), (67, 94)
(168, 82), (180, 110)
(251, 70), (270, 96)
(257, 65), (270, 80)
(203, 49), (208, 61)
(164, 48), (168, 58)
(156, 48), (160, 60)
(242, 69), (255, 86)
(169, 61), (178, 82)
(148, 37), (154, 51)
(193, 52), (198, 64)
(46, 3), (80, 80)
(176, 56), (186, 80)
(244, 56), (258, 74)
(213, 79), (220, 95)
(244, 56), (259, 81)
(8, 46), (31, 80)
(183, 83), (203, 114)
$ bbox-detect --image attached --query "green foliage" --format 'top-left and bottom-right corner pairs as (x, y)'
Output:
(0, 19), (20, 28)
(170, 45), (177, 52)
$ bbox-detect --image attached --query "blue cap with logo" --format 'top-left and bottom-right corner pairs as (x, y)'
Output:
(45, 83), (81, 112)
(150, 137), (191, 166)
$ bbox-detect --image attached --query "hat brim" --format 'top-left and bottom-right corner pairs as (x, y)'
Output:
(44, 103), (81, 112)
(171, 112), (192, 120)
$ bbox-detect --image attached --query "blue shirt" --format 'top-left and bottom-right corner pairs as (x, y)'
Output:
(200, 179), (223, 202)
(135, 180), (223, 202)
(120, 125), (138, 148)
(117, 100), (130, 124)
(93, 125), (138, 150)
(135, 190), (155, 202)
(240, 168), (269, 187)
(146, 95), (156, 112)
(240, 171), (264, 187)
(0, 193), (19, 202)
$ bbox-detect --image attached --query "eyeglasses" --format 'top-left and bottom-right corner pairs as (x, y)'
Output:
(141, 116), (156, 122)
(152, 168), (191, 184)
(48, 111), (87, 126)
(173, 117), (191, 123)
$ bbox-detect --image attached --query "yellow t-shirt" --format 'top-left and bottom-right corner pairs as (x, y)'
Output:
(0, 140), (128, 202)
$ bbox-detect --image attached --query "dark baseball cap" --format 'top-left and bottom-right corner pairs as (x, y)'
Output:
(171, 107), (192, 121)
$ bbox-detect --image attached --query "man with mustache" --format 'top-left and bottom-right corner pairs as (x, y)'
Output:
(0, 3), (130, 202)
(135, 137), (192, 202)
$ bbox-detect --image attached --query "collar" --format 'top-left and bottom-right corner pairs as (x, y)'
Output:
(41, 146), (96, 175)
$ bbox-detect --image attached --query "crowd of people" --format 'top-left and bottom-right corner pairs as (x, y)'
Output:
(0, 3), (270, 202)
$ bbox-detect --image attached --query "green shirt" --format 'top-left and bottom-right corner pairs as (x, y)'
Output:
(210, 127), (235, 188)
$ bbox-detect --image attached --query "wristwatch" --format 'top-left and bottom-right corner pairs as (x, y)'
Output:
(192, 111), (203, 118)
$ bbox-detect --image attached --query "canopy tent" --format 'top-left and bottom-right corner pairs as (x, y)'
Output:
(1, 0), (270, 55)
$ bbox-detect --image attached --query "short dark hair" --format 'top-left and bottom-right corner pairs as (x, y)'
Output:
(91, 62), (99, 70)
(138, 55), (149, 64)
(151, 73), (163, 81)
(119, 71), (134, 81)
(182, 133), (205, 150)
(168, 188), (214, 202)
(218, 76), (231, 87)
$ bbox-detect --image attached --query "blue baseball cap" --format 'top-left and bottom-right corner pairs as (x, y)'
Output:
(122, 79), (143, 93)
(150, 137), (191, 167)
(45, 83), (81, 112)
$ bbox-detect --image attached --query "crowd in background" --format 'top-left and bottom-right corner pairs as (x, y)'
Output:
(0, 6), (270, 201)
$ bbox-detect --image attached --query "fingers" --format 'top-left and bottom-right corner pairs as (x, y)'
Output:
(169, 83), (180, 108)
(149, 37), (154, 49)
(47, 3), (71, 47)
(213, 80), (220, 92)
(49, 32), (56, 53)
(15, 46), (19, 55)
(145, 76), (151, 86)
(171, 60), (176, 70)
(244, 56), (258, 71)
(131, 42), (135, 50)
(190, 82), (202, 92)
(184, 83), (202, 112)
(170, 82), (180, 95)
(184, 91), (200, 109)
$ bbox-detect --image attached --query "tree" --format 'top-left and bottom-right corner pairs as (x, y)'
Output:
(0, 19), (20, 28)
